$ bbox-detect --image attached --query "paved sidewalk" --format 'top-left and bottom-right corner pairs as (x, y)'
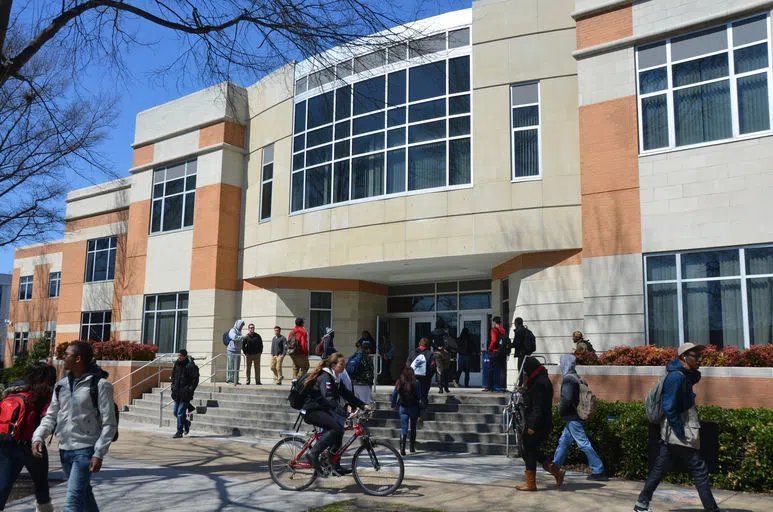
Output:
(7, 425), (771, 511)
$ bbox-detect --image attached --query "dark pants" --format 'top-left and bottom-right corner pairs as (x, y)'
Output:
(636, 442), (719, 512)
(521, 430), (549, 471)
(0, 441), (50, 508)
(455, 355), (471, 387)
(488, 358), (506, 391)
(416, 375), (432, 416)
(399, 405), (420, 437)
(438, 370), (451, 391)
(304, 410), (344, 458)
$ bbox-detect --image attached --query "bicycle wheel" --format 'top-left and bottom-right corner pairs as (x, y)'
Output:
(352, 440), (404, 496)
(268, 437), (318, 491)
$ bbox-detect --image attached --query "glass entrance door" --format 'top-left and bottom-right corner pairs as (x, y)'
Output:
(459, 313), (486, 387)
(410, 315), (435, 350)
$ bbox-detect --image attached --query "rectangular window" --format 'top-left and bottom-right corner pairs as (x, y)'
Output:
(80, 311), (112, 342)
(636, 14), (772, 152)
(18, 275), (32, 301)
(644, 244), (773, 349)
(291, 32), (471, 213)
(13, 332), (29, 358)
(501, 278), (510, 330)
(150, 159), (197, 233)
(45, 330), (57, 348)
(142, 292), (188, 353)
(260, 144), (274, 221)
(309, 291), (333, 347)
(85, 236), (117, 283)
(510, 82), (541, 179)
(49, 272), (61, 298)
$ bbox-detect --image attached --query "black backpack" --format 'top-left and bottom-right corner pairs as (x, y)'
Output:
(55, 375), (120, 442)
(494, 328), (511, 359)
(288, 374), (310, 410)
(523, 328), (536, 356)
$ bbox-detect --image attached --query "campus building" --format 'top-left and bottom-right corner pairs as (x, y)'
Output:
(7, 0), (773, 383)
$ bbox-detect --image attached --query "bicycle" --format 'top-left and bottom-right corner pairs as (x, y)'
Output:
(268, 408), (404, 496)
(502, 375), (525, 458)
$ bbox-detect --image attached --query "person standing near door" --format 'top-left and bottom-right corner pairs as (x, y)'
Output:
(486, 317), (507, 392)
(243, 323), (263, 385)
(455, 327), (474, 388)
(270, 326), (287, 385)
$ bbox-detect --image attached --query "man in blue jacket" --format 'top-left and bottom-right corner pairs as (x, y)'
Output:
(634, 343), (719, 512)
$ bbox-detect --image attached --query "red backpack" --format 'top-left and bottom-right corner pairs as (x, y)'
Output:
(0, 392), (39, 442)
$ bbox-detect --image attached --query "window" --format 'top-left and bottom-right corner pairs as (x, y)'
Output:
(387, 280), (492, 324)
(309, 291), (333, 347)
(645, 244), (773, 349)
(18, 275), (32, 301)
(291, 29), (472, 213)
(260, 144), (274, 221)
(49, 272), (61, 298)
(45, 330), (57, 348)
(501, 278), (510, 330)
(142, 293), (188, 353)
(80, 311), (112, 342)
(636, 14), (772, 152)
(85, 236), (117, 283)
(150, 159), (197, 233)
(510, 82), (541, 178)
(13, 332), (29, 358)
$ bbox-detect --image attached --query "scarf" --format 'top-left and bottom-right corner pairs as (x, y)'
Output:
(525, 365), (547, 388)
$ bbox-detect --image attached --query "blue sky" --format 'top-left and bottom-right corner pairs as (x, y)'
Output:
(0, 0), (471, 274)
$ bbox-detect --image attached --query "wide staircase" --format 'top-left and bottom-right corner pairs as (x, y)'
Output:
(121, 384), (510, 455)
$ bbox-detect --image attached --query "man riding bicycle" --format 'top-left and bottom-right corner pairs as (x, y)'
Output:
(301, 352), (370, 475)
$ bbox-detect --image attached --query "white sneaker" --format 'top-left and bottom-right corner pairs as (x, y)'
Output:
(633, 505), (653, 512)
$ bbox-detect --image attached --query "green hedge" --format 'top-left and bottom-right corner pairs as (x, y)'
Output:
(549, 401), (773, 492)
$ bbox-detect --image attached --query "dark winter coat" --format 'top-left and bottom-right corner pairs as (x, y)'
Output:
(302, 369), (365, 415)
(242, 332), (263, 355)
(558, 354), (581, 422)
(171, 358), (199, 402)
(522, 364), (553, 434)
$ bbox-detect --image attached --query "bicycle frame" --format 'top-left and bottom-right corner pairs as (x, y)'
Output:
(289, 418), (370, 471)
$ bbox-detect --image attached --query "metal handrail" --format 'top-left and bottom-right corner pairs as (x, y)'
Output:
(113, 354), (177, 403)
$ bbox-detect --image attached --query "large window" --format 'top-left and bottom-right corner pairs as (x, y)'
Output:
(510, 82), (541, 179)
(151, 159), (197, 233)
(637, 14), (772, 152)
(49, 271), (60, 298)
(309, 291), (332, 347)
(18, 275), (32, 301)
(85, 236), (117, 283)
(143, 293), (188, 353)
(13, 332), (29, 358)
(645, 244), (773, 348)
(260, 144), (274, 221)
(291, 28), (472, 213)
(80, 311), (111, 342)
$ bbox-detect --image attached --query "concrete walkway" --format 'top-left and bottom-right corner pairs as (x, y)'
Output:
(7, 425), (771, 511)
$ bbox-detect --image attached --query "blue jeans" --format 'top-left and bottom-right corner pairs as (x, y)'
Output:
(60, 447), (99, 512)
(0, 441), (50, 508)
(399, 405), (420, 437)
(174, 401), (189, 434)
(552, 420), (605, 475)
(226, 352), (240, 383)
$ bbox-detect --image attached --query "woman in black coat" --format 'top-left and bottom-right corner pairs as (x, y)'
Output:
(516, 356), (556, 491)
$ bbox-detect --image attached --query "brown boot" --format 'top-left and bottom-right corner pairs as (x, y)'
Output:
(542, 461), (565, 488)
(516, 470), (537, 491)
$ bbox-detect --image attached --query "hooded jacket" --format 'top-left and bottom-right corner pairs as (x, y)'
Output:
(227, 319), (245, 353)
(32, 363), (117, 459)
(289, 325), (309, 356)
(522, 357), (553, 434)
(558, 354), (581, 422)
(660, 358), (702, 449)
(302, 367), (365, 415)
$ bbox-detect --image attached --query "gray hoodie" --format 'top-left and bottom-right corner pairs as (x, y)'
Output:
(558, 354), (581, 421)
(227, 319), (245, 353)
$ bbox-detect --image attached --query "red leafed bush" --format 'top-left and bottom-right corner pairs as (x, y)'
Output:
(599, 345), (676, 366)
(734, 344), (773, 367)
(573, 349), (601, 365)
(577, 344), (773, 367)
(55, 340), (158, 361)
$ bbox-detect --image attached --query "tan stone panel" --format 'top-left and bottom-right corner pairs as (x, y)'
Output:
(542, 174), (581, 208)
(474, 182), (511, 214)
(472, 39), (510, 90)
(347, 200), (386, 228)
(510, 180), (544, 210)
(302, 210), (332, 234)
(446, 235), (476, 256)
(246, 64), (295, 118)
(131, 170), (153, 203)
(541, 77), (580, 178)
(383, 196), (407, 224)
(145, 230), (193, 294)
(471, 87), (510, 185)
(405, 192), (447, 220)
(446, 188), (475, 216)
(576, 5), (632, 49)
(153, 131), (199, 164)
(249, 99), (293, 151)
(406, 237), (448, 259)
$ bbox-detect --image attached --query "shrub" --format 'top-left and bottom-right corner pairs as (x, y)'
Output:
(55, 340), (158, 361)
(576, 344), (773, 367)
(551, 401), (773, 492)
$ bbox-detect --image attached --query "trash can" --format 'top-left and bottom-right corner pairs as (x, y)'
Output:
(482, 351), (492, 390)
(648, 421), (719, 474)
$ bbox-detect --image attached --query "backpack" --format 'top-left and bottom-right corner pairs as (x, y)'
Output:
(315, 335), (330, 357)
(645, 375), (668, 424)
(346, 351), (364, 377)
(574, 375), (598, 421)
(286, 330), (300, 356)
(55, 375), (120, 442)
(522, 328), (536, 356)
(0, 392), (37, 442)
(222, 331), (230, 347)
(288, 374), (309, 410)
(493, 328), (510, 359)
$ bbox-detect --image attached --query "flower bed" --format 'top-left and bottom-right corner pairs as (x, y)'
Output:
(575, 344), (773, 367)
(55, 340), (158, 361)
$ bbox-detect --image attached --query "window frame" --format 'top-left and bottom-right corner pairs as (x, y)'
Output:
(150, 158), (197, 235)
(18, 275), (33, 301)
(309, 290), (333, 346)
(13, 332), (29, 358)
(141, 292), (189, 353)
(49, 271), (61, 298)
(510, 81), (542, 181)
(84, 236), (117, 283)
(290, 28), (473, 215)
(636, 13), (773, 154)
(80, 311), (112, 342)
(260, 144), (274, 222)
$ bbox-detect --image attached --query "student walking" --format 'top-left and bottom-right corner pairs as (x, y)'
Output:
(287, 318), (309, 380)
(391, 367), (421, 456)
(171, 349), (199, 438)
(348, 339), (375, 404)
(633, 343), (720, 512)
(516, 357), (555, 491)
(270, 326), (287, 385)
(485, 316), (507, 392)
(408, 338), (435, 421)
(226, 319), (245, 384)
(32, 342), (118, 512)
(551, 354), (607, 481)
(0, 363), (56, 512)
(434, 344), (452, 394)
(243, 323), (263, 385)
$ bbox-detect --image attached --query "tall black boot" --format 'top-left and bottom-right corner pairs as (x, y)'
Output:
(400, 436), (406, 456)
(409, 431), (416, 453)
